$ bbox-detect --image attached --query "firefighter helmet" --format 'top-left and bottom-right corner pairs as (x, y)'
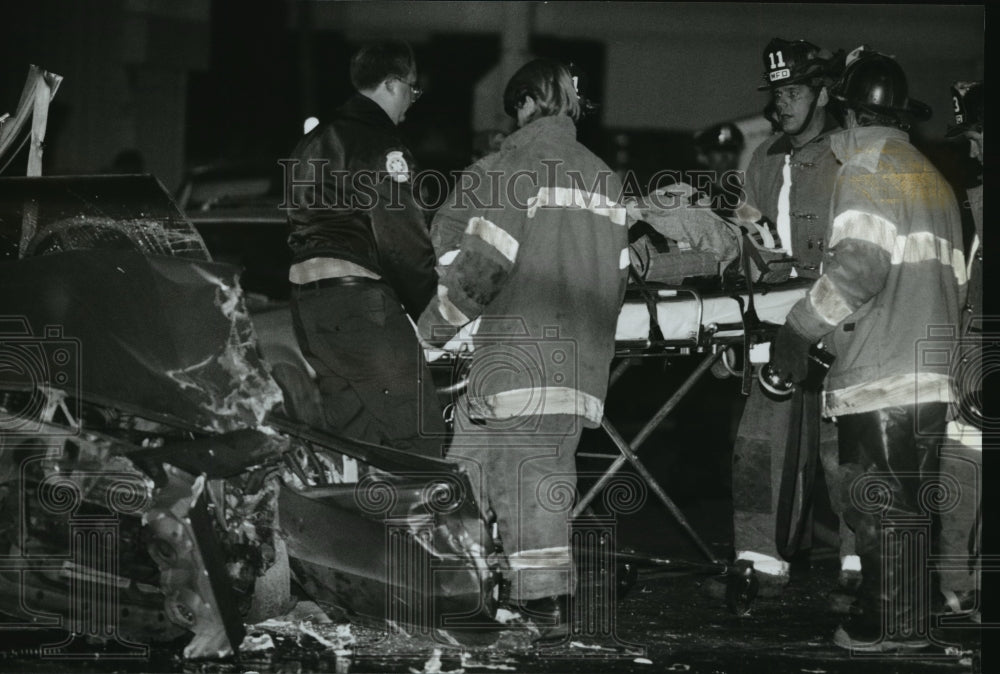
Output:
(758, 38), (840, 91)
(831, 46), (932, 122)
(694, 123), (745, 154)
(946, 81), (983, 137)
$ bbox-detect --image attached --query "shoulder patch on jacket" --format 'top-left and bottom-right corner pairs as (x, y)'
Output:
(385, 150), (410, 182)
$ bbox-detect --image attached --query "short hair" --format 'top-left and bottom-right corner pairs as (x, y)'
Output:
(854, 107), (907, 130)
(350, 41), (416, 92)
(503, 59), (581, 124)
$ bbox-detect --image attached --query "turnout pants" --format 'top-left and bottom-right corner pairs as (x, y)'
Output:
(733, 383), (854, 566)
(290, 281), (446, 458)
(838, 404), (946, 636)
(938, 423), (981, 597)
(448, 406), (583, 603)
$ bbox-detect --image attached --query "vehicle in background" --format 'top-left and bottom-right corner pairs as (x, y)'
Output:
(175, 163), (282, 213)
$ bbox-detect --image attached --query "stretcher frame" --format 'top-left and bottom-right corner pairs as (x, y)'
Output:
(429, 260), (810, 570)
(576, 278), (810, 564)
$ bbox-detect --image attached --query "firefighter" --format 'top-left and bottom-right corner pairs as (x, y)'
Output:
(770, 47), (965, 651)
(418, 59), (629, 641)
(727, 38), (858, 598)
(692, 122), (745, 217)
(284, 41), (445, 457)
(937, 79), (984, 621)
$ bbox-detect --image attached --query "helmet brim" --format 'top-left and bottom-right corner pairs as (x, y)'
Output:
(945, 123), (979, 139)
(758, 74), (831, 91)
(905, 98), (933, 122)
(834, 95), (933, 123)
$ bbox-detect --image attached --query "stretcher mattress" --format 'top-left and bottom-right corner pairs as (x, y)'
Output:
(616, 283), (809, 342)
(425, 282), (810, 360)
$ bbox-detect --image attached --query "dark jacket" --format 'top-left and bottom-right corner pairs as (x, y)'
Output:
(285, 94), (436, 319)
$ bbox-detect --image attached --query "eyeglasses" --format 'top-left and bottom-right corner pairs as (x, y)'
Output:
(394, 77), (423, 101)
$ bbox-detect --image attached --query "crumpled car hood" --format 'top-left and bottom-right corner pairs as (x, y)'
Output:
(0, 248), (282, 432)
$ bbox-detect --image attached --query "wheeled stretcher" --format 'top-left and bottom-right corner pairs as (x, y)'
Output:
(579, 279), (810, 564)
(429, 278), (811, 586)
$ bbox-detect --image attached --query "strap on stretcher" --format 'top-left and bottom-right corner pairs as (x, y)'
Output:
(628, 264), (666, 345)
(624, 234), (764, 388)
(738, 233), (761, 394)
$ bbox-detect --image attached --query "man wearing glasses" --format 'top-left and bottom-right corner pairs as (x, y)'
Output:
(284, 40), (445, 457)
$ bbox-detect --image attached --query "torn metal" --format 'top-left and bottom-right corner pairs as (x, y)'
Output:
(0, 175), (497, 658)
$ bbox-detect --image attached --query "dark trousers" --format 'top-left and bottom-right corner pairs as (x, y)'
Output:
(837, 403), (946, 636)
(290, 282), (446, 458)
(938, 436), (981, 595)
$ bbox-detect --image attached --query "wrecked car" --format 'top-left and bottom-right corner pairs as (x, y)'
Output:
(0, 174), (499, 658)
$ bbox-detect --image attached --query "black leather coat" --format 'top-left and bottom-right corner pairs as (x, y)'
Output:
(285, 95), (437, 319)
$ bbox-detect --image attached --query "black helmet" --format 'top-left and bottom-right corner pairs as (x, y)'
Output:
(758, 38), (840, 91)
(694, 123), (745, 153)
(831, 46), (932, 122)
(946, 81), (983, 138)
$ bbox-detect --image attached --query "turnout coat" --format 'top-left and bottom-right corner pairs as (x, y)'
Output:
(784, 126), (967, 417)
(418, 114), (629, 427)
(742, 114), (842, 278)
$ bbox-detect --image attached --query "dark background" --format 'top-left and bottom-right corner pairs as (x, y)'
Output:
(0, 2), (985, 194)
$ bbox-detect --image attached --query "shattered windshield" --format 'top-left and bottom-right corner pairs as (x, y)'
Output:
(0, 174), (211, 261)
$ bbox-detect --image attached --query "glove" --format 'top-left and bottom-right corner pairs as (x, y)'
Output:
(770, 323), (813, 384)
(623, 197), (644, 226)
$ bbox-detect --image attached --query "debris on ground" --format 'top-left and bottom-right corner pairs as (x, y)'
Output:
(570, 641), (619, 651)
(248, 615), (355, 652)
(459, 652), (517, 671)
(494, 608), (520, 624)
(239, 632), (275, 653)
(407, 648), (467, 674)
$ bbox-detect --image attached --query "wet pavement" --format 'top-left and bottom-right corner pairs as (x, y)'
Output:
(0, 495), (984, 673)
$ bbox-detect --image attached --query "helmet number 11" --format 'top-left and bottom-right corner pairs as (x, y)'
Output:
(768, 51), (786, 69)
